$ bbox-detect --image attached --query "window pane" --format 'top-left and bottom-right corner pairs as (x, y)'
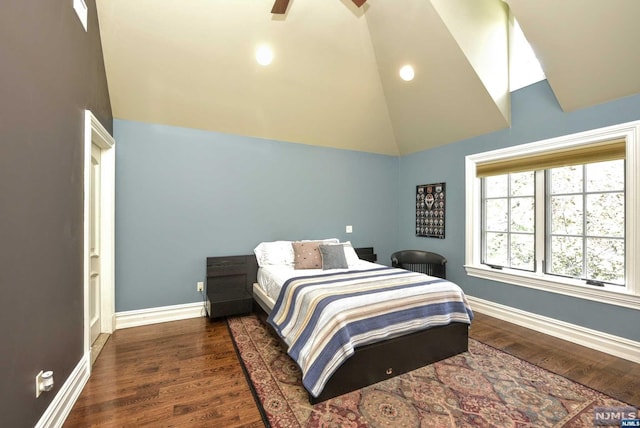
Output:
(485, 199), (508, 231)
(586, 160), (624, 192)
(550, 165), (582, 194)
(485, 232), (508, 266)
(510, 233), (534, 270)
(548, 161), (626, 284)
(550, 236), (583, 277)
(586, 238), (625, 285)
(586, 193), (624, 237)
(484, 175), (508, 197)
(483, 172), (535, 269)
(551, 195), (583, 235)
(511, 197), (534, 233)
(510, 171), (534, 196)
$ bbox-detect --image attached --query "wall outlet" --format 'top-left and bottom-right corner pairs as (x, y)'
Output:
(346, 225), (353, 233)
(35, 370), (44, 398)
(36, 370), (54, 398)
(197, 281), (204, 292)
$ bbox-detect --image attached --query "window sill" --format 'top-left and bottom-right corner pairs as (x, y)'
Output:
(464, 264), (640, 311)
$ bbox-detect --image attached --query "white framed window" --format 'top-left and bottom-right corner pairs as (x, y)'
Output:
(465, 121), (640, 310)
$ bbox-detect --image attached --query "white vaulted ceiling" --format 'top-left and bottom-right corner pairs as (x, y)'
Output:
(506, 0), (640, 113)
(96, 0), (640, 155)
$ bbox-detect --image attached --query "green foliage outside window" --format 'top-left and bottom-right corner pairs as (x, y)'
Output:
(482, 160), (625, 286)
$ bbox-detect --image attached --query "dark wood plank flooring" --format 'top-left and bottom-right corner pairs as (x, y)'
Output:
(64, 312), (639, 427)
(470, 312), (639, 407)
(64, 318), (264, 427)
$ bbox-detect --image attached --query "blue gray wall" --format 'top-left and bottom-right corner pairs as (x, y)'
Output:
(115, 81), (639, 342)
(114, 120), (399, 311)
(397, 81), (640, 342)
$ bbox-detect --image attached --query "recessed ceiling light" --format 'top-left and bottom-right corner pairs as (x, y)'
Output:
(399, 65), (415, 81)
(256, 45), (274, 66)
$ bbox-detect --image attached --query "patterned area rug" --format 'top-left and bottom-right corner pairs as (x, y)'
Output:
(227, 314), (628, 428)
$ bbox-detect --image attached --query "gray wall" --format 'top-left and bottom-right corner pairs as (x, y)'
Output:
(114, 120), (399, 311)
(115, 82), (640, 341)
(397, 80), (640, 341)
(0, 1), (112, 426)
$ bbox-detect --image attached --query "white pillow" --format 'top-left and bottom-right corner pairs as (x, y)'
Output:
(341, 241), (362, 267)
(254, 241), (295, 267)
(302, 238), (340, 244)
(254, 239), (339, 267)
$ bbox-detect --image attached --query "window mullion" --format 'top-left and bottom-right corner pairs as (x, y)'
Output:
(535, 170), (546, 275)
(506, 177), (512, 268)
(581, 164), (588, 280)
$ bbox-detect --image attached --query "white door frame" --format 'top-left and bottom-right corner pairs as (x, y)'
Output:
(83, 110), (115, 366)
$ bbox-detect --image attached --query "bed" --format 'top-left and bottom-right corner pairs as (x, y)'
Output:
(251, 239), (473, 403)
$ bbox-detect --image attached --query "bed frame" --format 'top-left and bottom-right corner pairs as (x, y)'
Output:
(253, 294), (468, 403)
(248, 250), (469, 404)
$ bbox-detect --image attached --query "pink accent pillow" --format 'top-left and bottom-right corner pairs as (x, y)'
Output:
(292, 241), (323, 269)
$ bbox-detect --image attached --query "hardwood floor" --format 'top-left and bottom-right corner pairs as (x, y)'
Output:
(64, 318), (264, 428)
(64, 313), (639, 427)
(469, 312), (640, 407)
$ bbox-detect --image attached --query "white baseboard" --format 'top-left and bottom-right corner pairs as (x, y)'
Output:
(115, 301), (206, 330)
(35, 353), (90, 428)
(467, 296), (640, 364)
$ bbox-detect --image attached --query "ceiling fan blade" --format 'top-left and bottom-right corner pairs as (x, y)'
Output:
(271, 0), (290, 14)
(352, 0), (367, 7)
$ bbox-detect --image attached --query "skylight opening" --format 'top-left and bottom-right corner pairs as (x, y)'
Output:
(510, 17), (545, 92)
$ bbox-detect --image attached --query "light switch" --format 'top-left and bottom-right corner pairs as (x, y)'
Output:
(346, 225), (353, 233)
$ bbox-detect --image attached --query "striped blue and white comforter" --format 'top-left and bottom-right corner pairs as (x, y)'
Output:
(267, 266), (474, 397)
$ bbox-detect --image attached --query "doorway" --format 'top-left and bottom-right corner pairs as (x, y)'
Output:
(84, 111), (115, 368)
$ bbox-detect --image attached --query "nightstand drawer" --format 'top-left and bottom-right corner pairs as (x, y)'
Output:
(210, 296), (253, 318)
(207, 274), (249, 299)
(207, 256), (249, 276)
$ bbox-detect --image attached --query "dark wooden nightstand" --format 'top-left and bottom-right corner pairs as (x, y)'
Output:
(206, 255), (257, 318)
(355, 247), (377, 263)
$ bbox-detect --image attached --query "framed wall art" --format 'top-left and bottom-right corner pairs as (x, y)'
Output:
(416, 182), (446, 238)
